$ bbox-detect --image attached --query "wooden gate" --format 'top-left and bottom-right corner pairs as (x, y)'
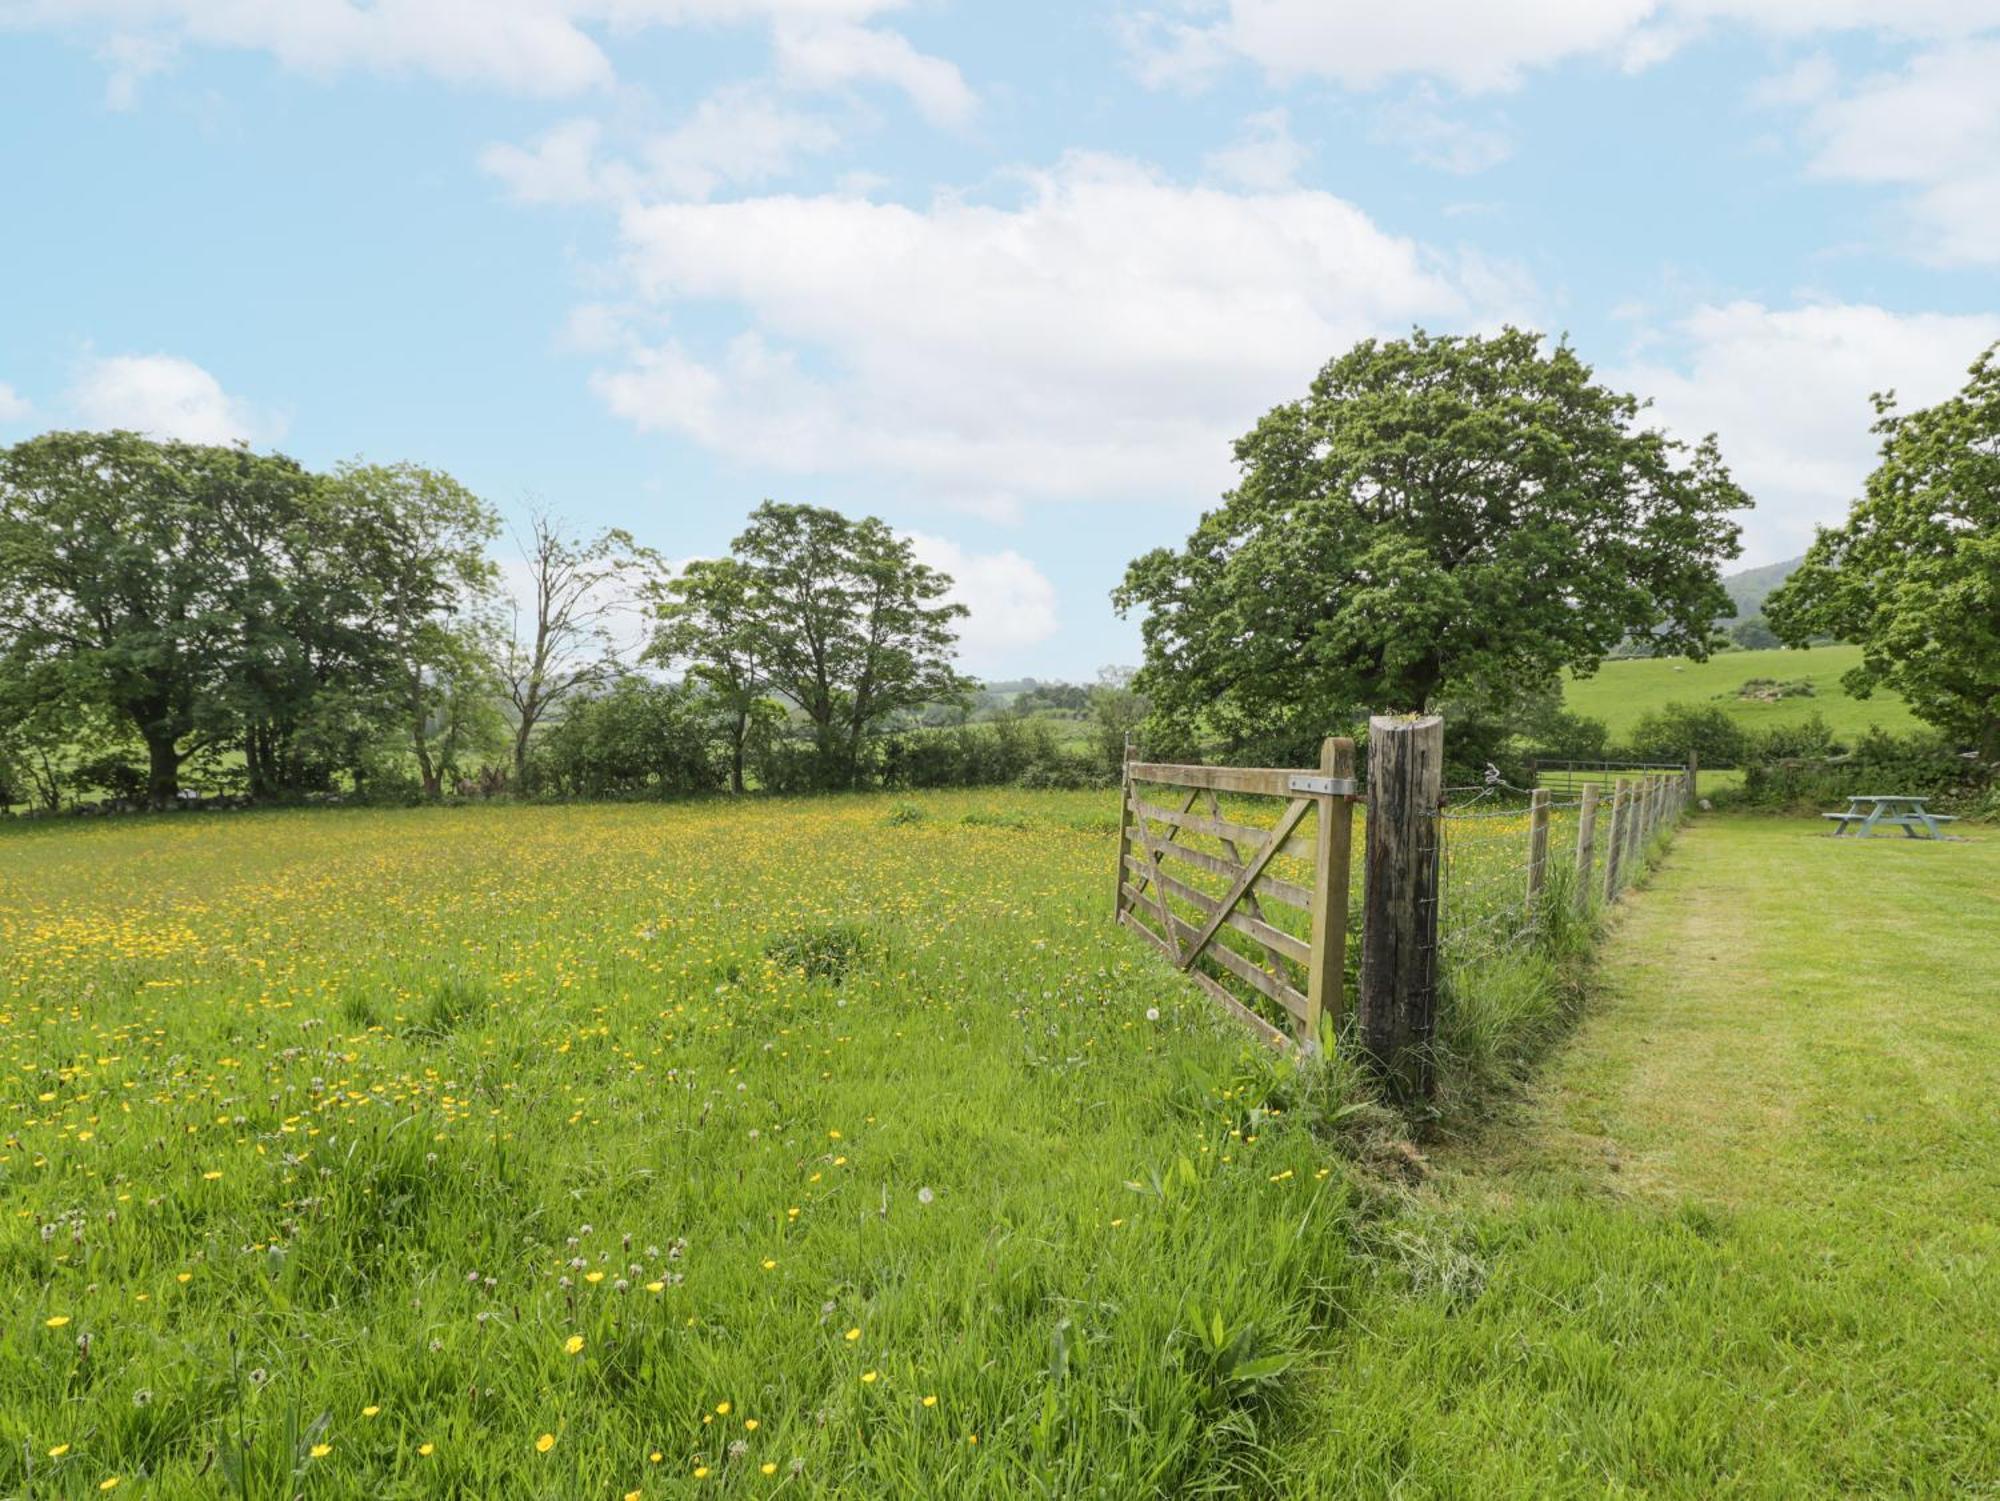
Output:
(1114, 737), (1358, 1051)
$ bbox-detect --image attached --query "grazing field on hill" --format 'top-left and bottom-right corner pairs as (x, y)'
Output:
(1564, 644), (1920, 743)
(0, 794), (1386, 1499)
(1286, 816), (2000, 1496)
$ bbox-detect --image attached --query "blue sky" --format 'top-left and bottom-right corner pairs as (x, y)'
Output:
(3, 1), (1998, 680)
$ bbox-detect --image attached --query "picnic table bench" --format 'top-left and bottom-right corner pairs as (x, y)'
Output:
(1822, 794), (1958, 839)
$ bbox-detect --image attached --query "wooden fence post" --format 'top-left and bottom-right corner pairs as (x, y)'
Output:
(1687, 749), (1699, 803)
(1360, 713), (1444, 1097)
(1625, 773), (1645, 875)
(1303, 736), (1356, 1052)
(1525, 786), (1551, 912)
(1113, 736), (1136, 921)
(1574, 782), (1598, 914)
(1603, 778), (1627, 901)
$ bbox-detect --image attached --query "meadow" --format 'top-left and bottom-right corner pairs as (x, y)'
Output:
(0, 793), (1380, 1499)
(1563, 643), (1919, 742)
(6, 792), (1989, 1497)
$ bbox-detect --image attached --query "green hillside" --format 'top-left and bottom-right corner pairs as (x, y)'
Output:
(1720, 555), (1803, 619)
(1565, 644), (1920, 742)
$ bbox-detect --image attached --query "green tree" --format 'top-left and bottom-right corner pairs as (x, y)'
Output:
(500, 512), (659, 783)
(530, 675), (724, 798)
(1766, 344), (2000, 759)
(648, 557), (767, 794)
(1113, 329), (1748, 759)
(324, 463), (502, 795)
(0, 432), (291, 806)
(0, 433), (504, 806)
(722, 502), (968, 790)
(1625, 701), (1747, 768)
(1729, 615), (1781, 650)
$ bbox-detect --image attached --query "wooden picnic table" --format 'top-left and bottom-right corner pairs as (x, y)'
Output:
(1822, 794), (1958, 839)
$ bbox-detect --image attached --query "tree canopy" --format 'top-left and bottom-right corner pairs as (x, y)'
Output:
(0, 432), (499, 805)
(1766, 344), (2000, 759)
(1113, 328), (1748, 759)
(652, 502), (968, 790)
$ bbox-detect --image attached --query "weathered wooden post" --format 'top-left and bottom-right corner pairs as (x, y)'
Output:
(1360, 714), (1444, 1097)
(1625, 773), (1645, 874)
(1113, 736), (1136, 920)
(1603, 778), (1627, 901)
(1574, 782), (1599, 914)
(1687, 749), (1699, 804)
(1303, 736), (1356, 1051)
(1525, 786), (1551, 913)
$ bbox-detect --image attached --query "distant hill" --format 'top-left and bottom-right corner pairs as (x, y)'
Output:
(1721, 556), (1804, 620)
(1565, 643), (1916, 743)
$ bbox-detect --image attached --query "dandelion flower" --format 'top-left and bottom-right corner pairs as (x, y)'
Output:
(418, 1444), (435, 1457)
(716, 1401), (731, 1416)
(362, 1406), (380, 1418)
(536, 1434), (556, 1454)
(45, 1315), (71, 1328)
(743, 1419), (758, 1431)
(100, 1480), (120, 1492)
(760, 1258), (776, 1270)
(646, 1281), (665, 1293)
(649, 1451), (663, 1463)
(564, 1334), (585, 1355)
(922, 1395), (937, 1408)
(761, 1462), (778, 1475)
(861, 1370), (878, 1384)
(843, 1327), (860, 1342)
(309, 1443), (332, 1459)
(693, 1465), (710, 1479)
(202, 1171), (222, 1181)
(625, 1491), (642, 1501)
(47, 1444), (70, 1457)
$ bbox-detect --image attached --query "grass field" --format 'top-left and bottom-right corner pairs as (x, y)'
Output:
(1285, 816), (2000, 1496)
(0, 793), (1382, 1499)
(1564, 644), (1920, 742)
(3, 797), (1990, 1496)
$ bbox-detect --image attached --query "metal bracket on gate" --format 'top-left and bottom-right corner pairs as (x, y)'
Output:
(1287, 775), (1358, 796)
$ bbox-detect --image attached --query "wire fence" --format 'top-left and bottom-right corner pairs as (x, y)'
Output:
(1436, 768), (1689, 971)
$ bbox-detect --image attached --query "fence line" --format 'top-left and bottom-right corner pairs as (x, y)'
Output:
(1115, 718), (1696, 1093)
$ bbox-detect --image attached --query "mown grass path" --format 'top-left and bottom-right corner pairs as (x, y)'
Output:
(1287, 817), (2000, 1498)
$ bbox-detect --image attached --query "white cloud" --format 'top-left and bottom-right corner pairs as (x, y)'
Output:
(69, 353), (265, 444)
(1122, 0), (2000, 93)
(1616, 301), (2000, 563)
(589, 153), (1514, 516)
(1369, 86), (1512, 173)
(6, 1), (971, 118)
(1770, 39), (2000, 265)
(483, 89), (842, 207)
(905, 532), (1058, 665)
(97, 30), (178, 108)
(0, 382), (31, 424)
(1201, 108), (1306, 191)
(771, 19), (974, 126)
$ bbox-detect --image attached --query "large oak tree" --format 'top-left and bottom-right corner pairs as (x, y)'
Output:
(1766, 343), (2000, 759)
(1114, 328), (1748, 758)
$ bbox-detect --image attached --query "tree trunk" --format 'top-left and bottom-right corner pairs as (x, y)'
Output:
(145, 732), (180, 810)
(729, 710), (747, 795)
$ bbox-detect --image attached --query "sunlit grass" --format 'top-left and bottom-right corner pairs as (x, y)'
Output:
(0, 794), (1393, 1497)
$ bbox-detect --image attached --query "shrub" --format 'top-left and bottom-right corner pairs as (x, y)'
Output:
(1740, 726), (1994, 811)
(1626, 701), (1747, 767)
(763, 922), (870, 982)
(530, 677), (726, 799)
